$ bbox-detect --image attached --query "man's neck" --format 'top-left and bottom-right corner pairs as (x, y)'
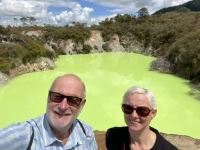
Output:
(52, 126), (71, 145)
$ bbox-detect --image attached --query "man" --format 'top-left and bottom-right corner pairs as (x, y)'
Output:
(0, 74), (98, 150)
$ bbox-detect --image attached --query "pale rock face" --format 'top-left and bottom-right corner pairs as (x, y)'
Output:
(0, 29), (153, 86)
(0, 72), (9, 86)
(84, 30), (105, 53)
(21, 30), (152, 55)
(59, 39), (75, 54)
(22, 30), (44, 37)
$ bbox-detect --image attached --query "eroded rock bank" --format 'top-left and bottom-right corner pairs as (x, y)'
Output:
(0, 57), (56, 87)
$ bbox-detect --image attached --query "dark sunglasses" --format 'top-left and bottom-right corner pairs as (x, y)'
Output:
(122, 104), (151, 117)
(49, 91), (83, 107)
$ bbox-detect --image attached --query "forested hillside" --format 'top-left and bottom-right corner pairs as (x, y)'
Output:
(0, 10), (200, 97)
(153, 0), (200, 14)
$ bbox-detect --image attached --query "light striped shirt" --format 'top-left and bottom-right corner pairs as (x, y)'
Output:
(0, 114), (98, 150)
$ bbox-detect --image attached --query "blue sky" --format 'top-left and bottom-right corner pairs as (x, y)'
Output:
(0, 0), (191, 27)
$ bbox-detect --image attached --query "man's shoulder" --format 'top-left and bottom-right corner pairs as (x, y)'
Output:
(73, 119), (94, 135)
(1, 121), (31, 132)
(27, 114), (45, 122)
(0, 114), (45, 132)
(76, 119), (93, 129)
(0, 121), (34, 149)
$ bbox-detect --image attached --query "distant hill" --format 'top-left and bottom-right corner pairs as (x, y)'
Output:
(153, 0), (200, 15)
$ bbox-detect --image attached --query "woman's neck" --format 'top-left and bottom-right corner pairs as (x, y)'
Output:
(129, 128), (156, 150)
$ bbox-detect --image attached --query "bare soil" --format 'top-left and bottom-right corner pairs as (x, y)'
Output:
(94, 130), (200, 150)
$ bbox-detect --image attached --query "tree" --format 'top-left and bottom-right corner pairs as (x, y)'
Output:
(138, 7), (149, 17)
(20, 17), (28, 26)
(14, 17), (18, 26)
(29, 17), (36, 26)
(178, 7), (191, 12)
(114, 14), (125, 23)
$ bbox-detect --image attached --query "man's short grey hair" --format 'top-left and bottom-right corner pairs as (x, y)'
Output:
(50, 74), (86, 98)
(122, 86), (157, 110)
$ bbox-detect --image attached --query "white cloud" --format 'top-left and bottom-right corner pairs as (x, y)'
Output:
(87, 0), (191, 14)
(0, 0), (192, 27)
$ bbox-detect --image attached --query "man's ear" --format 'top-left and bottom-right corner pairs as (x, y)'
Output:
(79, 99), (86, 114)
(81, 99), (86, 108)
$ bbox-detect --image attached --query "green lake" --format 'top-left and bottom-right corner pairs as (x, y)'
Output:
(0, 52), (200, 139)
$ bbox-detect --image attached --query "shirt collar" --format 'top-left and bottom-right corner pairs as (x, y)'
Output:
(42, 114), (62, 146)
(42, 115), (83, 148)
(64, 120), (83, 149)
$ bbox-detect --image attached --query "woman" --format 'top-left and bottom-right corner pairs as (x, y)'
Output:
(106, 86), (178, 150)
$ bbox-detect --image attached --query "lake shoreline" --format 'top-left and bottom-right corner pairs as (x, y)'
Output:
(0, 57), (56, 87)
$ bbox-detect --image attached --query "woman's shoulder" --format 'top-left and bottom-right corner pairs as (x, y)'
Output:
(107, 126), (127, 132)
(106, 126), (129, 150)
(106, 126), (129, 138)
(150, 127), (178, 150)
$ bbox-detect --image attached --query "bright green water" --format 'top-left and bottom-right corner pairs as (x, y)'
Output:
(0, 53), (200, 139)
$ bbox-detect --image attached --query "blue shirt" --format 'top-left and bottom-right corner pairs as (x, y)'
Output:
(0, 114), (98, 150)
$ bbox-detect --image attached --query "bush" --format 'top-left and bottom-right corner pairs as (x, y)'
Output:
(102, 43), (112, 52)
(23, 39), (46, 63)
(0, 57), (11, 74)
(51, 44), (65, 55)
(82, 44), (92, 54)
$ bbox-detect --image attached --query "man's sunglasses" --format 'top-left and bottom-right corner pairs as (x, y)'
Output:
(122, 104), (151, 117)
(49, 91), (83, 107)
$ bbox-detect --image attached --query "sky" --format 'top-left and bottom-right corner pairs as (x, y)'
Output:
(0, 0), (192, 27)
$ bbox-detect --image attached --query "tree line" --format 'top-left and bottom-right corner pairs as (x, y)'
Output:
(153, 0), (200, 14)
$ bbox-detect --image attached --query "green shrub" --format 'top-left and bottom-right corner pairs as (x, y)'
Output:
(82, 44), (92, 54)
(102, 43), (112, 52)
(51, 44), (65, 55)
(23, 39), (46, 63)
(0, 57), (11, 74)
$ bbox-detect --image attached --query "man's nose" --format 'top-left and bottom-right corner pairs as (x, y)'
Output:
(58, 98), (69, 110)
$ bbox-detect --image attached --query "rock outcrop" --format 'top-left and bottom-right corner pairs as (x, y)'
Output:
(0, 57), (56, 86)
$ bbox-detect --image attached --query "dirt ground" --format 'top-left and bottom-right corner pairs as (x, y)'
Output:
(94, 130), (200, 150)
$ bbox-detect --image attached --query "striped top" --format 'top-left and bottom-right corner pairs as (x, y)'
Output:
(0, 114), (98, 150)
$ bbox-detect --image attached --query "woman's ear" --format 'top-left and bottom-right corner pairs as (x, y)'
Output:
(151, 109), (157, 119)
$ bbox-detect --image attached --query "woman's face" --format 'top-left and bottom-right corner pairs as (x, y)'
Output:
(123, 93), (157, 132)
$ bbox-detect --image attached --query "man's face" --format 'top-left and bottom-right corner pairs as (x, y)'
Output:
(46, 75), (86, 131)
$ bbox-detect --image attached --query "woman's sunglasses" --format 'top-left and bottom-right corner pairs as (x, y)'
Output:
(49, 91), (83, 107)
(122, 104), (151, 117)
